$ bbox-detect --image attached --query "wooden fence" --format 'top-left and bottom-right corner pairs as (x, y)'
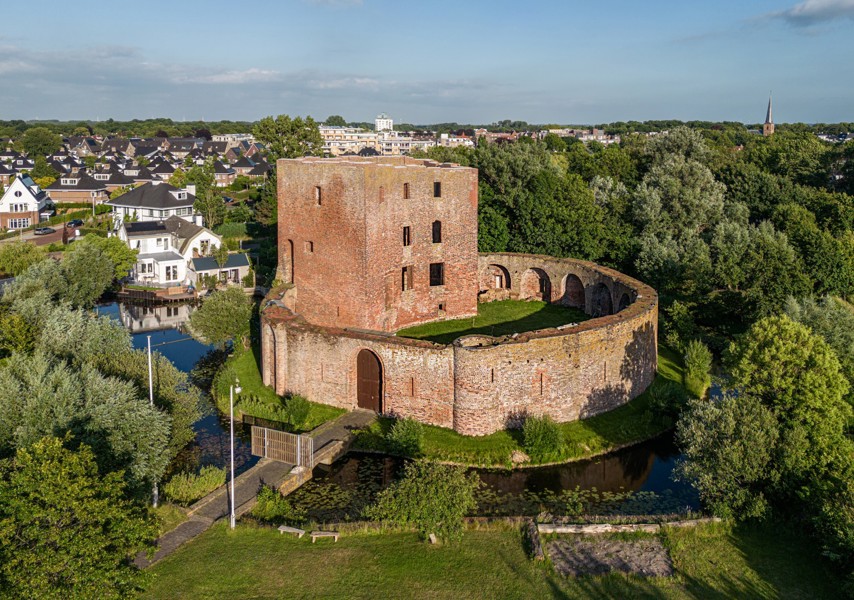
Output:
(250, 426), (314, 468)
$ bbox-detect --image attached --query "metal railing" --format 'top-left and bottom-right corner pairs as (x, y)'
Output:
(250, 426), (314, 468)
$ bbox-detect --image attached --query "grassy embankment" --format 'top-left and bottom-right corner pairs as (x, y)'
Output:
(216, 345), (345, 434)
(143, 520), (845, 599)
(354, 345), (685, 468)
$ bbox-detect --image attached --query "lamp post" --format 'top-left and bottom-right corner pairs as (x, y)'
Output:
(147, 335), (159, 508)
(229, 378), (242, 529)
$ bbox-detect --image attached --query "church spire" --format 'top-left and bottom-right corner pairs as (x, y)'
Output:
(763, 93), (775, 137)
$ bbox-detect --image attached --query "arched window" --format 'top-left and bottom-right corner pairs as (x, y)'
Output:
(432, 220), (442, 243)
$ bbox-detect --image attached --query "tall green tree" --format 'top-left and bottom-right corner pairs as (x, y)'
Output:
(0, 241), (47, 276)
(194, 187), (226, 230)
(252, 115), (323, 162)
(20, 126), (62, 156)
(189, 287), (252, 348)
(0, 437), (156, 599)
(67, 234), (138, 280)
(323, 115), (347, 127)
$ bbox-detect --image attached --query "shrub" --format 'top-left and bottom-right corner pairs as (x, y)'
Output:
(242, 268), (255, 288)
(364, 461), (480, 542)
(163, 466), (226, 506)
(214, 222), (247, 239)
(522, 415), (563, 460)
(684, 339), (713, 398)
(647, 379), (690, 421)
(251, 485), (307, 525)
(386, 417), (424, 457)
(284, 395), (310, 430)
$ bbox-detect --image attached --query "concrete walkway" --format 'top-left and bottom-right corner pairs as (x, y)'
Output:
(136, 409), (376, 568)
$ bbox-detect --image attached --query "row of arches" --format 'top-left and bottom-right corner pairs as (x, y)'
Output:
(483, 263), (632, 317)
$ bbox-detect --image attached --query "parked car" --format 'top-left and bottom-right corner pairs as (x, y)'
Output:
(66, 219), (84, 228)
(34, 227), (56, 236)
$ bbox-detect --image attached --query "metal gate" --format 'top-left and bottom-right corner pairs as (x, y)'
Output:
(251, 426), (314, 468)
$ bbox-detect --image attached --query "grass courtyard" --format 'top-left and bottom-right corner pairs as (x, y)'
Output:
(142, 521), (845, 599)
(397, 299), (588, 345)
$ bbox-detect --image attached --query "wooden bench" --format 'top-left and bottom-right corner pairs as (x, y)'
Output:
(310, 530), (339, 543)
(278, 525), (305, 539)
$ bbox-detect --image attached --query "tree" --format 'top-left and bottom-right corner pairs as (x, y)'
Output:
(0, 241), (47, 276)
(194, 187), (226, 230)
(676, 394), (780, 519)
(252, 114), (323, 162)
(254, 177), (278, 226)
(0, 437), (157, 599)
(169, 167), (187, 188)
(67, 234), (138, 280)
(726, 315), (851, 486)
(60, 241), (116, 308)
(365, 461), (480, 542)
(324, 115), (347, 127)
(189, 287), (252, 348)
(30, 155), (57, 179)
(20, 126), (62, 157)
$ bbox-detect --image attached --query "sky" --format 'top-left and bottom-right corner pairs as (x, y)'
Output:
(1, 0), (852, 124)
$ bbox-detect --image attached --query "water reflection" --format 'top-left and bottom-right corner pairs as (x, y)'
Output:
(99, 300), (258, 475)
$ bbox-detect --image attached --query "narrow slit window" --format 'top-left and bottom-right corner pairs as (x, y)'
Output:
(433, 181), (441, 197)
(314, 186), (322, 205)
(432, 220), (442, 243)
(305, 241), (314, 253)
(403, 226), (411, 246)
(429, 262), (445, 287)
(401, 266), (412, 291)
(403, 182), (410, 199)
(379, 186), (385, 202)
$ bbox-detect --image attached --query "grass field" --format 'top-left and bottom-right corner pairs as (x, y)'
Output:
(143, 521), (845, 599)
(397, 300), (588, 345)
(354, 346), (686, 467)
(217, 345), (345, 433)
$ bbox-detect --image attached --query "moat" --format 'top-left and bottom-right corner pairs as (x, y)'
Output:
(102, 300), (696, 516)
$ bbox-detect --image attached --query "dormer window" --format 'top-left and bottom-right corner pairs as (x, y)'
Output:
(175, 191), (187, 200)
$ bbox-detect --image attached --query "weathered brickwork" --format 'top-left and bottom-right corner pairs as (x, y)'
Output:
(277, 156), (479, 333)
(262, 251), (658, 436)
(264, 157), (657, 435)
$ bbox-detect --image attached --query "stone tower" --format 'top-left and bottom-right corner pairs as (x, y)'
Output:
(763, 94), (775, 137)
(276, 156), (479, 333)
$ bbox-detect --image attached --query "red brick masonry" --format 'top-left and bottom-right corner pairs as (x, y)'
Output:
(261, 252), (658, 436)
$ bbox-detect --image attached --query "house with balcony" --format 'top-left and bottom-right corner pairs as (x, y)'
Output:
(117, 215), (221, 287)
(106, 181), (201, 226)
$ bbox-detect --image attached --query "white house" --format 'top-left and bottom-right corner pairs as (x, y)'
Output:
(106, 181), (202, 227)
(118, 215), (221, 287)
(0, 174), (52, 230)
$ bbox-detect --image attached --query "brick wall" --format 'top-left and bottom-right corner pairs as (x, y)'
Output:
(262, 253), (658, 436)
(277, 156), (478, 333)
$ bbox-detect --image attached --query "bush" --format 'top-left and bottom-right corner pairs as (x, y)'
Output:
(522, 415), (563, 460)
(242, 268), (255, 288)
(364, 461), (480, 542)
(386, 417), (424, 456)
(284, 395), (310, 430)
(163, 466), (226, 506)
(251, 485), (307, 525)
(684, 339), (713, 398)
(647, 379), (689, 421)
(214, 222), (247, 239)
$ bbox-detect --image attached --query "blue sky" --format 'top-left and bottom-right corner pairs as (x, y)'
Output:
(1, 0), (852, 124)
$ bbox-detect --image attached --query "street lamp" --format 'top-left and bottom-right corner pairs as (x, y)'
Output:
(229, 378), (242, 529)
(147, 335), (159, 508)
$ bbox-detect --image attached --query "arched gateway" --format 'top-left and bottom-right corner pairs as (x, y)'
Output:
(356, 349), (383, 412)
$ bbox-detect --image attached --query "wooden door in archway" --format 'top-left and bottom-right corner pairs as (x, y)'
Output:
(357, 350), (382, 412)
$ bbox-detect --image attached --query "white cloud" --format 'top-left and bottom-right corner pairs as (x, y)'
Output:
(769, 0), (854, 26)
(175, 68), (281, 85)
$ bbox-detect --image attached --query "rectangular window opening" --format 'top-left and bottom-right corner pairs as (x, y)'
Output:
(314, 186), (322, 205)
(438, 303), (445, 313)
(403, 226), (411, 247)
(432, 220), (442, 244)
(433, 181), (441, 197)
(429, 262), (445, 287)
(401, 266), (412, 291)
(403, 182), (410, 199)
(305, 241), (314, 253)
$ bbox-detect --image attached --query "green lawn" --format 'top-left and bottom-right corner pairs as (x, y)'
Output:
(143, 521), (845, 599)
(397, 300), (588, 345)
(152, 504), (188, 536)
(354, 346), (686, 467)
(217, 346), (345, 433)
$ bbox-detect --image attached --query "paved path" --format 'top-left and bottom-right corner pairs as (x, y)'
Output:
(136, 409), (376, 568)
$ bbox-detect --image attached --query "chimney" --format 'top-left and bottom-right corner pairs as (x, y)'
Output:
(186, 184), (196, 196)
